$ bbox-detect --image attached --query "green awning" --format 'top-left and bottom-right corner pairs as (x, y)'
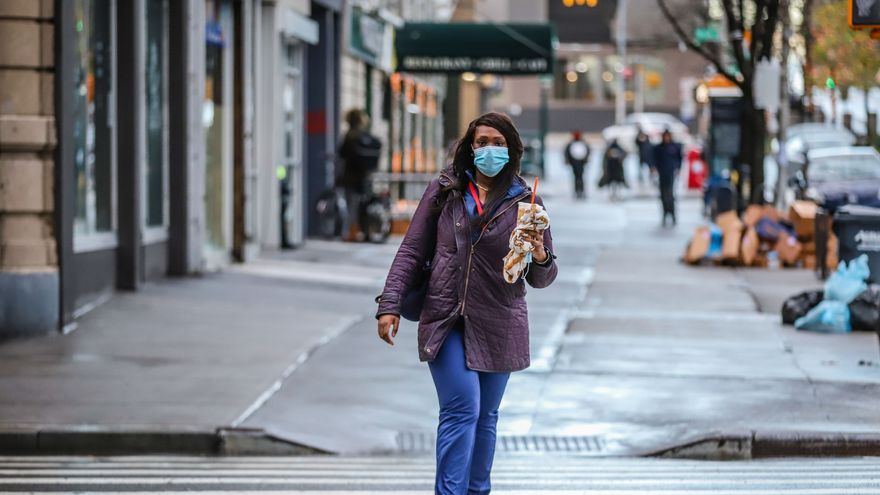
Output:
(394, 23), (556, 75)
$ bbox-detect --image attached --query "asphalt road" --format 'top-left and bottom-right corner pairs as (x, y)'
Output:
(0, 455), (878, 493)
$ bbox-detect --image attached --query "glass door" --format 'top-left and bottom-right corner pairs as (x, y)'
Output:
(280, 41), (304, 247)
(72, 0), (116, 247)
(144, 0), (168, 240)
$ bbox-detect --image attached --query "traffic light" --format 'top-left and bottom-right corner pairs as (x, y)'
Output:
(562, 0), (599, 7)
(825, 77), (836, 90)
(848, 0), (880, 38)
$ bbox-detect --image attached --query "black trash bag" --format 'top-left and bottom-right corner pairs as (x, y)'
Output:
(848, 285), (880, 332)
(782, 290), (824, 325)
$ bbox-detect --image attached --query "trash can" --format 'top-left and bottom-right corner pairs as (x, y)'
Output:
(832, 205), (880, 283)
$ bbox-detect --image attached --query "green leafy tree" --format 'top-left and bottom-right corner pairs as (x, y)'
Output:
(658, 0), (781, 205)
(811, 0), (879, 123)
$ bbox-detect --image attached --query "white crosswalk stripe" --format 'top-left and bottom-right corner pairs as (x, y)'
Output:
(0, 455), (878, 493)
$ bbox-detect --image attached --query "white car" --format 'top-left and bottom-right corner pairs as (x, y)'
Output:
(601, 112), (691, 153)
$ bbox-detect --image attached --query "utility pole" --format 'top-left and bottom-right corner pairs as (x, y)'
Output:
(615, 0), (628, 124)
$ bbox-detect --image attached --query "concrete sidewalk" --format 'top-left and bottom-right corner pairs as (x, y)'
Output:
(546, 199), (880, 459)
(0, 261), (379, 454)
(1, 146), (878, 457)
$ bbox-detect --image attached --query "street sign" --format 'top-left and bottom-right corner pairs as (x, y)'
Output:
(850, 0), (880, 29)
(695, 25), (720, 45)
(753, 59), (781, 112)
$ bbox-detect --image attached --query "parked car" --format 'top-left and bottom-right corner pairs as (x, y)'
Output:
(790, 146), (880, 212)
(780, 125), (856, 172)
(777, 126), (857, 203)
(601, 112), (691, 153)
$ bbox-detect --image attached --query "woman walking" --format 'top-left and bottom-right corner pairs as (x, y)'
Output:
(376, 112), (558, 494)
(598, 138), (628, 201)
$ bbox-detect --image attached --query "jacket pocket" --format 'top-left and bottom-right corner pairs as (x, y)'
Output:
(505, 280), (527, 305)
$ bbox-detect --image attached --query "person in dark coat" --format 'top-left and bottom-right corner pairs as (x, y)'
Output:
(564, 131), (591, 199)
(338, 109), (382, 241)
(652, 129), (683, 226)
(634, 126), (653, 183)
(376, 112), (558, 495)
(599, 138), (627, 201)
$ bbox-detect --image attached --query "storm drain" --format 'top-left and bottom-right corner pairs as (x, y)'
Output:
(396, 431), (605, 453)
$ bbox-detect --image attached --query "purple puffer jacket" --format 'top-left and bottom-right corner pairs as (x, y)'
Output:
(376, 167), (558, 372)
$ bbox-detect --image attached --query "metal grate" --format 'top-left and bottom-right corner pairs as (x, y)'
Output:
(396, 431), (605, 453)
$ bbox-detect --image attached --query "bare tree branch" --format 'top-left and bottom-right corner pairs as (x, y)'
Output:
(722, 0), (751, 85)
(760, 0), (781, 60)
(749, 0), (767, 59)
(656, 0), (743, 88)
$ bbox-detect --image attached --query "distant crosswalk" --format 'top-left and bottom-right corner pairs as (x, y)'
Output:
(0, 455), (878, 493)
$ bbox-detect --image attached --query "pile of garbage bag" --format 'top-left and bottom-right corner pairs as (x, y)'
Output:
(781, 254), (879, 333)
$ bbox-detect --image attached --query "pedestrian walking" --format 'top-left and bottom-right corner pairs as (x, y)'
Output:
(376, 112), (558, 495)
(564, 131), (590, 199)
(634, 126), (653, 184)
(598, 138), (628, 201)
(652, 129), (683, 226)
(338, 109), (382, 241)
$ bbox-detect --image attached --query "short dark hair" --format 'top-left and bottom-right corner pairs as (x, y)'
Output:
(345, 109), (367, 129)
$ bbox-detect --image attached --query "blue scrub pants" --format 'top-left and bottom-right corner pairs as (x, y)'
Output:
(428, 326), (510, 495)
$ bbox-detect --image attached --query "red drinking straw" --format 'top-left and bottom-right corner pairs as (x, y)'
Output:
(531, 176), (539, 205)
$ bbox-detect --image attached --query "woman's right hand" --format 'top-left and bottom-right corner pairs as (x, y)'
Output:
(377, 314), (400, 346)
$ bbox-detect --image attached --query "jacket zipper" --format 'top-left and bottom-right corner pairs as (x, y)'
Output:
(460, 192), (529, 316)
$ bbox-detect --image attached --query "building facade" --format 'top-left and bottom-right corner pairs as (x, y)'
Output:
(488, 0), (707, 134)
(0, 0), (344, 337)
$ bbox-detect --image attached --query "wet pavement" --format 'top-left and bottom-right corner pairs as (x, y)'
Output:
(239, 137), (880, 456)
(1, 135), (878, 457)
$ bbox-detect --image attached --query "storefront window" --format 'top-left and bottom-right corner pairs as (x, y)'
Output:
(72, 0), (114, 236)
(553, 54), (667, 105)
(553, 55), (608, 102)
(145, 0), (167, 228)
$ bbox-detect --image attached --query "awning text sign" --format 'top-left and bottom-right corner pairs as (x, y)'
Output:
(394, 23), (555, 75)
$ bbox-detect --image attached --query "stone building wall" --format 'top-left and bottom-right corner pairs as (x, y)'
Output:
(0, 0), (58, 335)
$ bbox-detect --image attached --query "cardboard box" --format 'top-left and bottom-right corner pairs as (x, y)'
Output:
(742, 205), (764, 227)
(741, 227), (760, 266)
(685, 226), (712, 264)
(753, 252), (769, 268)
(722, 228), (742, 262)
(801, 253), (817, 270)
(789, 200), (818, 240)
(801, 240), (816, 255)
(827, 232), (839, 272)
(715, 210), (744, 234)
(775, 231), (803, 266)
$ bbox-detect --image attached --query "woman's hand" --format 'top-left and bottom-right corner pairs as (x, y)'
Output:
(524, 229), (547, 263)
(377, 314), (400, 346)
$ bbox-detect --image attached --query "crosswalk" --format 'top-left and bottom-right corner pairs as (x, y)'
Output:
(0, 455), (878, 493)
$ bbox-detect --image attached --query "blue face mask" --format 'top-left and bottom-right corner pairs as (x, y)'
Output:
(473, 146), (509, 177)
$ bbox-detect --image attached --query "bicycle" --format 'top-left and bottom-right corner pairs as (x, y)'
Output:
(314, 177), (391, 243)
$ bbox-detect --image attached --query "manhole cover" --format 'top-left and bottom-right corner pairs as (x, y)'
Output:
(396, 431), (605, 453)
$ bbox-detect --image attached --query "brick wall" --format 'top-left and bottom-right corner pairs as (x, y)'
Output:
(0, 0), (56, 272)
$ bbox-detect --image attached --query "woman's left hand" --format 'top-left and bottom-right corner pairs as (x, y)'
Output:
(523, 229), (547, 263)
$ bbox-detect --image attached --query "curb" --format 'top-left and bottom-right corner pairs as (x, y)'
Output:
(650, 430), (880, 460)
(3, 427), (880, 459)
(0, 427), (328, 456)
